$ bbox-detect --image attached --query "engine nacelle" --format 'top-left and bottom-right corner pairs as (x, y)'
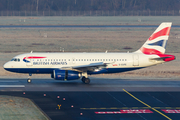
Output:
(52, 70), (81, 80)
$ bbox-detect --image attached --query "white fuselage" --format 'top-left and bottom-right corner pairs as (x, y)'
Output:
(3, 52), (163, 75)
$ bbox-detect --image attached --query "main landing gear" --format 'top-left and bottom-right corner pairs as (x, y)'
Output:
(81, 72), (90, 84)
(27, 73), (32, 83)
(81, 77), (90, 84)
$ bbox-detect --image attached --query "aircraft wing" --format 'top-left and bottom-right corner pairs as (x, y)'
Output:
(61, 62), (108, 72)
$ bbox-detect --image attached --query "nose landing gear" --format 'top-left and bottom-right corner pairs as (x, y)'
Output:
(27, 73), (32, 83)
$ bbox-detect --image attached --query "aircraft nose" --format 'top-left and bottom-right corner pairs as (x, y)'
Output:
(3, 62), (11, 69)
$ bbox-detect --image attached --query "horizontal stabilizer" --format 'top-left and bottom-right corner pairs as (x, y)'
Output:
(150, 54), (175, 62)
(149, 57), (171, 61)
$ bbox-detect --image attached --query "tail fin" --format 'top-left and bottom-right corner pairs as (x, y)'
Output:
(135, 22), (172, 54)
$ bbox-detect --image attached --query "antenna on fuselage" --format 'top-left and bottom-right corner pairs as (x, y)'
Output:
(105, 50), (108, 53)
(30, 51), (33, 53)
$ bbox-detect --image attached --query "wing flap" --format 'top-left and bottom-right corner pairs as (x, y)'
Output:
(61, 62), (107, 72)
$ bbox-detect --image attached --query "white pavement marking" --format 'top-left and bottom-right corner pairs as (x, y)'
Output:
(0, 80), (19, 82)
(92, 85), (180, 87)
(0, 85), (25, 87)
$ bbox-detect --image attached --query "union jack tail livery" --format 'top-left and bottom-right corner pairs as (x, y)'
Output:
(136, 22), (172, 54)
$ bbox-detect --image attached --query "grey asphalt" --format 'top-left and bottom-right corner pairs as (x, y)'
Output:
(0, 78), (180, 91)
(1, 78), (180, 120)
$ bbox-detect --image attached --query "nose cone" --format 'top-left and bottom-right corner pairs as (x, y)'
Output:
(3, 62), (11, 70)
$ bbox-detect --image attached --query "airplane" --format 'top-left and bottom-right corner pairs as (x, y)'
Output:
(3, 22), (175, 84)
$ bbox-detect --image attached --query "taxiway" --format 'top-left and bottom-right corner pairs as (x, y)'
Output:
(0, 78), (180, 91)
(1, 78), (180, 120)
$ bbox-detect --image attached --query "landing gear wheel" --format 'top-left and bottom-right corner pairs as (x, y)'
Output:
(27, 73), (32, 83)
(81, 76), (86, 83)
(27, 79), (31, 83)
(84, 78), (90, 84)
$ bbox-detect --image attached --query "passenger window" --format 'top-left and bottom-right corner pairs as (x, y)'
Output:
(18, 59), (20, 62)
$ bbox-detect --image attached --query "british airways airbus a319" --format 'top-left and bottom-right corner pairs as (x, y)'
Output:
(3, 22), (175, 84)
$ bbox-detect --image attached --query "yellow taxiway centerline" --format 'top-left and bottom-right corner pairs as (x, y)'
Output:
(123, 89), (172, 120)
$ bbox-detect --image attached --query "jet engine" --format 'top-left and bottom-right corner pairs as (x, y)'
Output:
(51, 70), (81, 80)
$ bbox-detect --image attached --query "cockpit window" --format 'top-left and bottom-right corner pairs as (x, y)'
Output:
(11, 58), (20, 62)
(11, 58), (15, 61)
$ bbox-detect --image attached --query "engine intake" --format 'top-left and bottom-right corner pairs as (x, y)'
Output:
(52, 70), (81, 80)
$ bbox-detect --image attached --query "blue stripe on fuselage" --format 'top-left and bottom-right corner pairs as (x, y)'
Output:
(4, 67), (144, 74)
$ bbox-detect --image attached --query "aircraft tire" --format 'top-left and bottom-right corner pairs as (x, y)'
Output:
(84, 78), (90, 84)
(81, 76), (86, 83)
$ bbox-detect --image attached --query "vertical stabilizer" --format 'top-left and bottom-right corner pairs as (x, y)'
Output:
(135, 22), (172, 54)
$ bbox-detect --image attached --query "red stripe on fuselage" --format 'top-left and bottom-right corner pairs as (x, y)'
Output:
(149, 27), (170, 41)
(23, 56), (46, 59)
